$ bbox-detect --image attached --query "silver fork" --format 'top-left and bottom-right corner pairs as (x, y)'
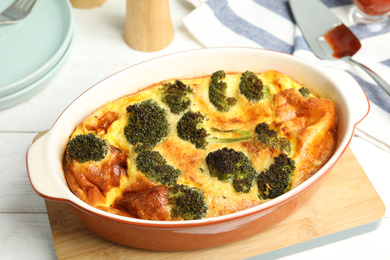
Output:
(0, 0), (37, 25)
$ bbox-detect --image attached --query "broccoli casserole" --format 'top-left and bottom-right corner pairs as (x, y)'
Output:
(63, 70), (337, 221)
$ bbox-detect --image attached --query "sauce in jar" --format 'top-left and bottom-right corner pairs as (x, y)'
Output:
(352, 0), (390, 16)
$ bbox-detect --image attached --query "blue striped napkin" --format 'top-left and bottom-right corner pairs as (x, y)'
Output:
(183, 0), (390, 112)
(183, 0), (390, 149)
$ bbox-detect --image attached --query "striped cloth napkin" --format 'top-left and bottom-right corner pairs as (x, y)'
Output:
(183, 0), (390, 150)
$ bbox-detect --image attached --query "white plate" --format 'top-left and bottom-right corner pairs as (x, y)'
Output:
(0, 0), (74, 97)
(0, 28), (76, 110)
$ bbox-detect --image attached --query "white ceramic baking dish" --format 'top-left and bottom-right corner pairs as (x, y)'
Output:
(27, 47), (369, 250)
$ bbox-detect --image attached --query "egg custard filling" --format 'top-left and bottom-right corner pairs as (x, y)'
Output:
(63, 70), (337, 221)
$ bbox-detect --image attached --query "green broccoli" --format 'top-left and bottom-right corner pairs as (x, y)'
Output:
(209, 123), (292, 155)
(135, 149), (181, 186)
(298, 87), (311, 98)
(161, 79), (193, 114)
(66, 133), (109, 163)
(209, 70), (237, 112)
(177, 111), (209, 149)
(208, 122), (293, 155)
(124, 99), (169, 148)
(207, 128), (254, 143)
(239, 71), (266, 102)
(206, 147), (257, 193)
(168, 184), (208, 220)
(257, 153), (296, 199)
(255, 123), (291, 155)
(176, 112), (291, 154)
(177, 111), (254, 149)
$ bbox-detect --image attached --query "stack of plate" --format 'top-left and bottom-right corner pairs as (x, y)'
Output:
(0, 0), (76, 110)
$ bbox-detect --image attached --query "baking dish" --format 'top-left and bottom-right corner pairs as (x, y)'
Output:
(27, 47), (369, 250)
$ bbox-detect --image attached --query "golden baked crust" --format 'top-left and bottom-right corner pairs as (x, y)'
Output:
(63, 70), (337, 220)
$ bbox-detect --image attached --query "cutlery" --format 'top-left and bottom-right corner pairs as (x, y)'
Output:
(0, 0), (37, 25)
(289, 0), (390, 97)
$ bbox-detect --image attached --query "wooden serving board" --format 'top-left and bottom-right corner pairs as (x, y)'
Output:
(45, 149), (386, 259)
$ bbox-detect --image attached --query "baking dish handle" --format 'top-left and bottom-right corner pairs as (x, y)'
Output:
(323, 66), (370, 125)
(27, 131), (70, 201)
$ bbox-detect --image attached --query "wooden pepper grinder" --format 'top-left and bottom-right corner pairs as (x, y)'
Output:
(70, 0), (107, 9)
(124, 0), (174, 52)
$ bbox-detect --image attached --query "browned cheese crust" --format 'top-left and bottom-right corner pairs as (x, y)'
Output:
(62, 70), (337, 220)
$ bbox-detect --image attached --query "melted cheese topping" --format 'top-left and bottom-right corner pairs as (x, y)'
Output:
(63, 70), (337, 220)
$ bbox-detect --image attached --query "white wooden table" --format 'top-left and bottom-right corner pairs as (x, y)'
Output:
(0, 1), (389, 259)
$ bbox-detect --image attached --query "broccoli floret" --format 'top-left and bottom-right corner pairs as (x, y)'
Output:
(161, 80), (193, 114)
(257, 153), (296, 199)
(255, 123), (279, 147)
(135, 150), (181, 186)
(255, 123), (291, 155)
(66, 133), (109, 163)
(298, 87), (311, 98)
(209, 123), (291, 155)
(124, 99), (169, 148)
(209, 70), (237, 112)
(239, 71), (266, 102)
(177, 111), (255, 149)
(206, 147), (257, 193)
(168, 184), (208, 220)
(176, 115), (291, 155)
(177, 111), (209, 149)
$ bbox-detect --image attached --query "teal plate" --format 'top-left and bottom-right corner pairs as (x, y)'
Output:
(0, 0), (74, 97)
(0, 27), (76, 110)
